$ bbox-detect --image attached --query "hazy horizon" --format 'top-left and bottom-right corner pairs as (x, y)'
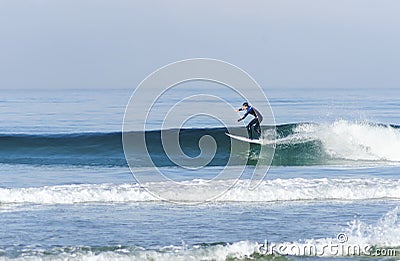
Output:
(0, 0), (399, 89)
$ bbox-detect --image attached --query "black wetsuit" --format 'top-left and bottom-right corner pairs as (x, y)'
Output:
(238, 106), (263, 139)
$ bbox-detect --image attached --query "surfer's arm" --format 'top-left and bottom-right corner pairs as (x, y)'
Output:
(234, 108), (244, 112)
(237, 111), (249, 122)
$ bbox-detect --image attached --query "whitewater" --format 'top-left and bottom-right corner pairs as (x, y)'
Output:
(1, 177), (400, 204)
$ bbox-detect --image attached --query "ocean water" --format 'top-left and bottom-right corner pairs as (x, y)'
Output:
(1, 87), (400, 260)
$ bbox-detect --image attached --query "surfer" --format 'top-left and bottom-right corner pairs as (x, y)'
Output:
(235, 102), (263, 139)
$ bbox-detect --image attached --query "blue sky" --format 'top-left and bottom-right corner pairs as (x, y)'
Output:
(0, 0), (399, 89)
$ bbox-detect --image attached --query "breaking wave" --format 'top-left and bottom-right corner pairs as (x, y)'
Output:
(0, 120), (399, 167)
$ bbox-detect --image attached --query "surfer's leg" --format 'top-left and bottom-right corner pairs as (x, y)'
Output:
(254, 120), (261, 135)
(247, 118), (258, 139)
(246, 122), (253, 139)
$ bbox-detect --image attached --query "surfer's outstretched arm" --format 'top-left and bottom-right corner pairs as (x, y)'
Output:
(237, 111), (250, 122)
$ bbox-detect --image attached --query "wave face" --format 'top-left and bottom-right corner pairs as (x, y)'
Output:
(1, 178), (399, 204)
(0, 132), (126, 166)
(1, 120), (399, 167)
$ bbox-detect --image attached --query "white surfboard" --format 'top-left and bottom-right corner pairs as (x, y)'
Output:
(225, 132), (270, 145)
(226, 132), (315, 146)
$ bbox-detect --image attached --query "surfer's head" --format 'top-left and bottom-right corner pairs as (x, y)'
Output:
(242, 102), (249, 110)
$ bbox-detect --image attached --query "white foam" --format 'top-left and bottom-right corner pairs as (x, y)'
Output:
(1, 177), (400, 205)
(0, 241), (261, 261)
(294, 120), (400, 162)
(345, 206), (400, 247)
(261, 206), (400, 257)
(0, 183), (157, 204)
